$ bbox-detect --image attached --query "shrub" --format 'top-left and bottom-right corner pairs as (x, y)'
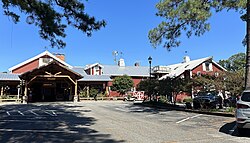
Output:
(183, 97), (193, 103)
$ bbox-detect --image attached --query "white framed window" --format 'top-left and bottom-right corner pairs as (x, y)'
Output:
(215, 72), (219, 77)
(197, 71), (201, 76)
(203, 62), (213, 71)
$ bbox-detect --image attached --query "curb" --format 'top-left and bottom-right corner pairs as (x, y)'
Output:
(141, 103), (235, 117)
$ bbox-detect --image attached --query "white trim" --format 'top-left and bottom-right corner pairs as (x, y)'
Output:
(8, 51), (72, 72)
(84, 63), (103, 70)
(211, 60), (227, 71)
(159, 56), (215, 80)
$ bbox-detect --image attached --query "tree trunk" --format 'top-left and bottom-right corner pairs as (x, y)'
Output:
(245, 0), (250, 89)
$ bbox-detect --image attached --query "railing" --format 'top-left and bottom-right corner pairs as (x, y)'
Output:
(79, 97), (124, 101)
(0, 95), (21, 103)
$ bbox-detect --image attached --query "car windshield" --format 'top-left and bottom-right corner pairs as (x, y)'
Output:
(197, 92), (216, 96)
(241, 92), (250, 102)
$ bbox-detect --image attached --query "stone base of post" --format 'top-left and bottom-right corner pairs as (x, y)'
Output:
(73, 95), (78, 102)
(22, 95), (28, 104)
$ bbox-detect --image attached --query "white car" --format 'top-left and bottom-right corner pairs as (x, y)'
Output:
(236, 90), (250, 134)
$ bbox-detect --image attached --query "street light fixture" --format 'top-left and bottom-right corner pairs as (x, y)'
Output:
(148, 56), (152, 79)
(148, 56), (152, 101)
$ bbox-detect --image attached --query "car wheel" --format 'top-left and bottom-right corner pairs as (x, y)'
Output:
(237, 127), (245, 136)
(193, 102), (199, 109)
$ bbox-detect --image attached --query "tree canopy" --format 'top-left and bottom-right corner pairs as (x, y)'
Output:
(149, 0), (246, 49)
(111, 75), (134, 95)
(219, 52), (246, 72)
(2, 0), (106, 48)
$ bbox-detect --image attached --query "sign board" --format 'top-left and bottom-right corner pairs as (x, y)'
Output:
(133, 91), (145, 100)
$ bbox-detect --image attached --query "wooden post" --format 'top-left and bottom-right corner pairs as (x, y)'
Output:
(1, 86), (3, 96)
(17, 87), (20, 102)
(23, 82), (28, 104)
(87, 86), (90, 98)
(74, 80), (78, 102)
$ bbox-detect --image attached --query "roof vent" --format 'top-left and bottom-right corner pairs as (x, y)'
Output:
(134, 62), (140, 67)
(183, 56), (190, 63)
(118, 59), (125, 67)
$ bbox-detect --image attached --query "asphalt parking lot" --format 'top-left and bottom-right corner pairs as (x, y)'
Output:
(0, 101), (250, 142)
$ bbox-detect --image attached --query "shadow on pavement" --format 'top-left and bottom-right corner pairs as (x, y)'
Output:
(125, 103), (173, 114)
(219, 121), (250, 137)
(0, 103), (125, 143)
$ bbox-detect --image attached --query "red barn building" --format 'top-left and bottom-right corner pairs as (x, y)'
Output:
(0, 51), (226, 103)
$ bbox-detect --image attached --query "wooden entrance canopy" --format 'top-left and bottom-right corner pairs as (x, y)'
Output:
(19, 61), (83, 103)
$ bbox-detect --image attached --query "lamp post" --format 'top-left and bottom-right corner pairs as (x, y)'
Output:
(148, 56), (152, 80)
(148, 56), (152, 101)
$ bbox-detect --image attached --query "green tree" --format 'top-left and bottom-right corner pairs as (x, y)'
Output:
(160, 77), (191, 104)
(224, 71), (245, 96)
(149, 0), (250, 89)
(219, 53), (246, 72)
(111, 75), (134, 96)
(137, 79), (159, 100)
(2, 0), (106, 48)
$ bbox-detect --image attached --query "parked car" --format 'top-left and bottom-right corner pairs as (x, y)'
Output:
(123, 95), (137, 101)
(235, 90), (250, 134)
(224, 96), (237, 107)
(193, 91), (223, 109)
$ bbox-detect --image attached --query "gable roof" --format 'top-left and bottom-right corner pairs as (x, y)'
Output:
(72, 67), (87, 76)
(19, 61), (82, 80)
(84, 63), (104, 70)
(159, 56), (227, 80)
(102, 65), (150, 77)
(8, 51), (72, 72)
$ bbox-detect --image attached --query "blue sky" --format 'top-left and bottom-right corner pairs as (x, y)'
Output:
(0, 0), (246, 72)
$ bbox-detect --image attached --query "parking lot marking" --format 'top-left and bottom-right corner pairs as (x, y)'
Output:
(51, 111), (57, 116)
(17, 110), (24, 116)
(115, 107), (127, 112)
(0, 128), (78, 134)
(29, 110), (39, 116)
(176, 114), (202, 124)
(44, 111), (55, 116)
(229, 125), (237, 135)
(6, 111), (10, 116)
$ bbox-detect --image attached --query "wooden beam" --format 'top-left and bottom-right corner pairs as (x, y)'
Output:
(25, 74), (77, 85)
(27, 76), (38, 85)
(45, 71), (52, 75)
(54, 72), (62, 76)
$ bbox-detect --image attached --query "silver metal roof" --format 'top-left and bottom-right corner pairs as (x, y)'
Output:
(71, 67), (87, 76)
(78, 75), (112, 82)
(102, 65), (150, 77)
(0, 73), (20, 81)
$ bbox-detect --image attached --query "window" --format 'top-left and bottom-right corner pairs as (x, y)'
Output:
(214, 72), (219, 77)
(242, 92), (250, 102)
(197, 71), (201, 76)
(205, 62), (210, 71)
(203, 62), (213, 71)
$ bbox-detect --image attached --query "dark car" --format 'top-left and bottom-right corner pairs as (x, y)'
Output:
(193, 92), (223, 109)
(224, 96), (237, 107)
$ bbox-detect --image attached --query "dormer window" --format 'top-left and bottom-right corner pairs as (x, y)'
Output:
(203, 62), (213, 71)
(39, 57), (53, 67)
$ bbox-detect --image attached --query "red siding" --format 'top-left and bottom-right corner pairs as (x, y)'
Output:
(12, 59), (39, 74)
(107, 76), (145, 97)
(192, 62), (224, 76)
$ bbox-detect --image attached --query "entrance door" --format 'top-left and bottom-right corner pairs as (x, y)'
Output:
(42, 87), (56, 102)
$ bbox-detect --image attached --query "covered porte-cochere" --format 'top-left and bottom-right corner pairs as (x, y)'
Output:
(19, 61), (83, 103)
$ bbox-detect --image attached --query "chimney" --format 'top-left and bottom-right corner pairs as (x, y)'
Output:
(183, 56), (190, 63)
(134, 62), (140, 67)
(54, 53), (65, 61)
(118, 58), (125, 67)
